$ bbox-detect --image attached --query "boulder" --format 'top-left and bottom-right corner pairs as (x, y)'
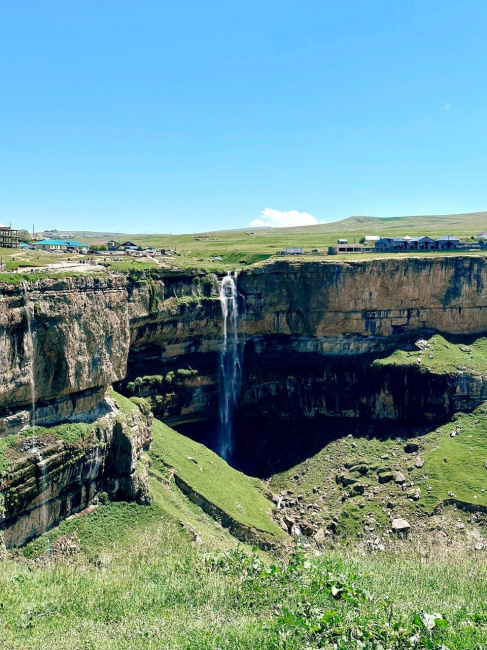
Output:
(394, 471), (406, 484)
(313, 527), (326, 544)
(405, 442), (419, 454)
(392, 517), (411, 537)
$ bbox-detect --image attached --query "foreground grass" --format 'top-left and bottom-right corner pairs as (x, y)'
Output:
(1, 488), (487, 648)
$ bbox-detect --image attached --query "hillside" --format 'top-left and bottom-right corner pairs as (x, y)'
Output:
(39, 211), (487, 271)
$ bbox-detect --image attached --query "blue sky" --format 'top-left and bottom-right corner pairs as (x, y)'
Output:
(1, 1), (487, 233)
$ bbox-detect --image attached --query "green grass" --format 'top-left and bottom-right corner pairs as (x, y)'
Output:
(150, 419), (283, 539)
(374, 333), (487, 376)
(5, 211), (487, 277)
(419, 406), (487, 512)
(110, 388), (138, 415)
(1, 493), (487, 648)
(0, 422), (93, 477)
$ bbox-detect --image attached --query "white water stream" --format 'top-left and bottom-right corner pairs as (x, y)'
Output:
(218, 274), (241, 461)
(22, 282), (48, 532)
(22, 281), (36, 448)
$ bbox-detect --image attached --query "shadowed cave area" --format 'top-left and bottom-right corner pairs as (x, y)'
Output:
(121, 340), (458, 479)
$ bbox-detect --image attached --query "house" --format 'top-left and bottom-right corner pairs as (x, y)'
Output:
(0, 226), (19, 248)
(107, 240), (121, 251)
(282, 247), (304, 255)
(34, 239), (69, 250)
(374, 237), (406, 252)
(405, 236), (435, 250)
(435, 235), (460, 249)
(121, 241), (137, 248)
(337, 239), (348, 244)
(477, 232), (487, 239)
(364, 236), (380, 243)
(328, 244), (363, 255)
(65, 240), (89, 251)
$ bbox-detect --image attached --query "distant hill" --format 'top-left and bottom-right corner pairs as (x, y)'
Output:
(49, 211), (487, 241)
(268, 211), (487, 235)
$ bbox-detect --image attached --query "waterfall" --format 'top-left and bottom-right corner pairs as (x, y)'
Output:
(23, 281), (49, 534)
(218, 273), (241, 462)
(22, 281), (37, 450)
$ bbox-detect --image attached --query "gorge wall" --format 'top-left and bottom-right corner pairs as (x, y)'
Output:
(2, 256), (487, 544)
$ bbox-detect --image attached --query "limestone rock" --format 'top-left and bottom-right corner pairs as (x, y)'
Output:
(404, 442), (419, 454)
(394, 471), (406, 484)
(392, 517), (411, 537)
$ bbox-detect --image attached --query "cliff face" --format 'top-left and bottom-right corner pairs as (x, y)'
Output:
(2, 256), (487, 544)
(0, 398), (152, 547)
(4, 257), (487, 418)
(0, 276), (130, 411)
(239, 258), (487, 352)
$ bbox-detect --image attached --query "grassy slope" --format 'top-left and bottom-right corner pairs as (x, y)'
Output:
(374, 333), (487, 376)
(150, 418), (283, 539)
(1, 477), (487, 648)
(269, 408), (487, 536)
(420, 406), (487, 511)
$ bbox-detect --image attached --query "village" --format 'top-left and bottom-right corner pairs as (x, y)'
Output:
(0, 226), (173, 258)
(284, 233), (487, 256)
(2, 224), (487, 271)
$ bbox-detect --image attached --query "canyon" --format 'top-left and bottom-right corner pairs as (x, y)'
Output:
(2, 256), (487, 546)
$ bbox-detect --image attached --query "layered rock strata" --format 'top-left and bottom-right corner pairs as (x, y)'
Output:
(0, 398), (152, 547)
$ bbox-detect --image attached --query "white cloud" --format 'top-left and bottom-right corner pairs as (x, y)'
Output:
(443, 103), (451, 111)
(250, 207), (321, 228)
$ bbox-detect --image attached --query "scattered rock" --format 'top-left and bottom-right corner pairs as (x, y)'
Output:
(290, 525), (302, 538)
(283, 513), (295, 528)
(391, 518), (411, 537)
(415, 457), (424, 469)
(405, 442), (419, 454)
(313, 527), (326, 544)
(408, 487), (421, 501)
(342, 474), (359, 486)
(300, 520), (317, 536)
(350, 463), (369, 475)
(394, 471), (406, 484)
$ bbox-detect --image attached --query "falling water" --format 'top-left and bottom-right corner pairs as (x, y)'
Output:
(22, 281), (36, 448)
(22, 281), (49, 534)
(218, 273), (241, 462)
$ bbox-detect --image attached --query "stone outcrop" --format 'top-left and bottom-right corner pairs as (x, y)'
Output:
(239, 258), (487, 353)
(2, 256), (487, 543)
(0, 398), (152, 547)
(4, 257), (487, 419)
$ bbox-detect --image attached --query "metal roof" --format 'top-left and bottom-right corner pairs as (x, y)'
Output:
(34, 239), (69, 245)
